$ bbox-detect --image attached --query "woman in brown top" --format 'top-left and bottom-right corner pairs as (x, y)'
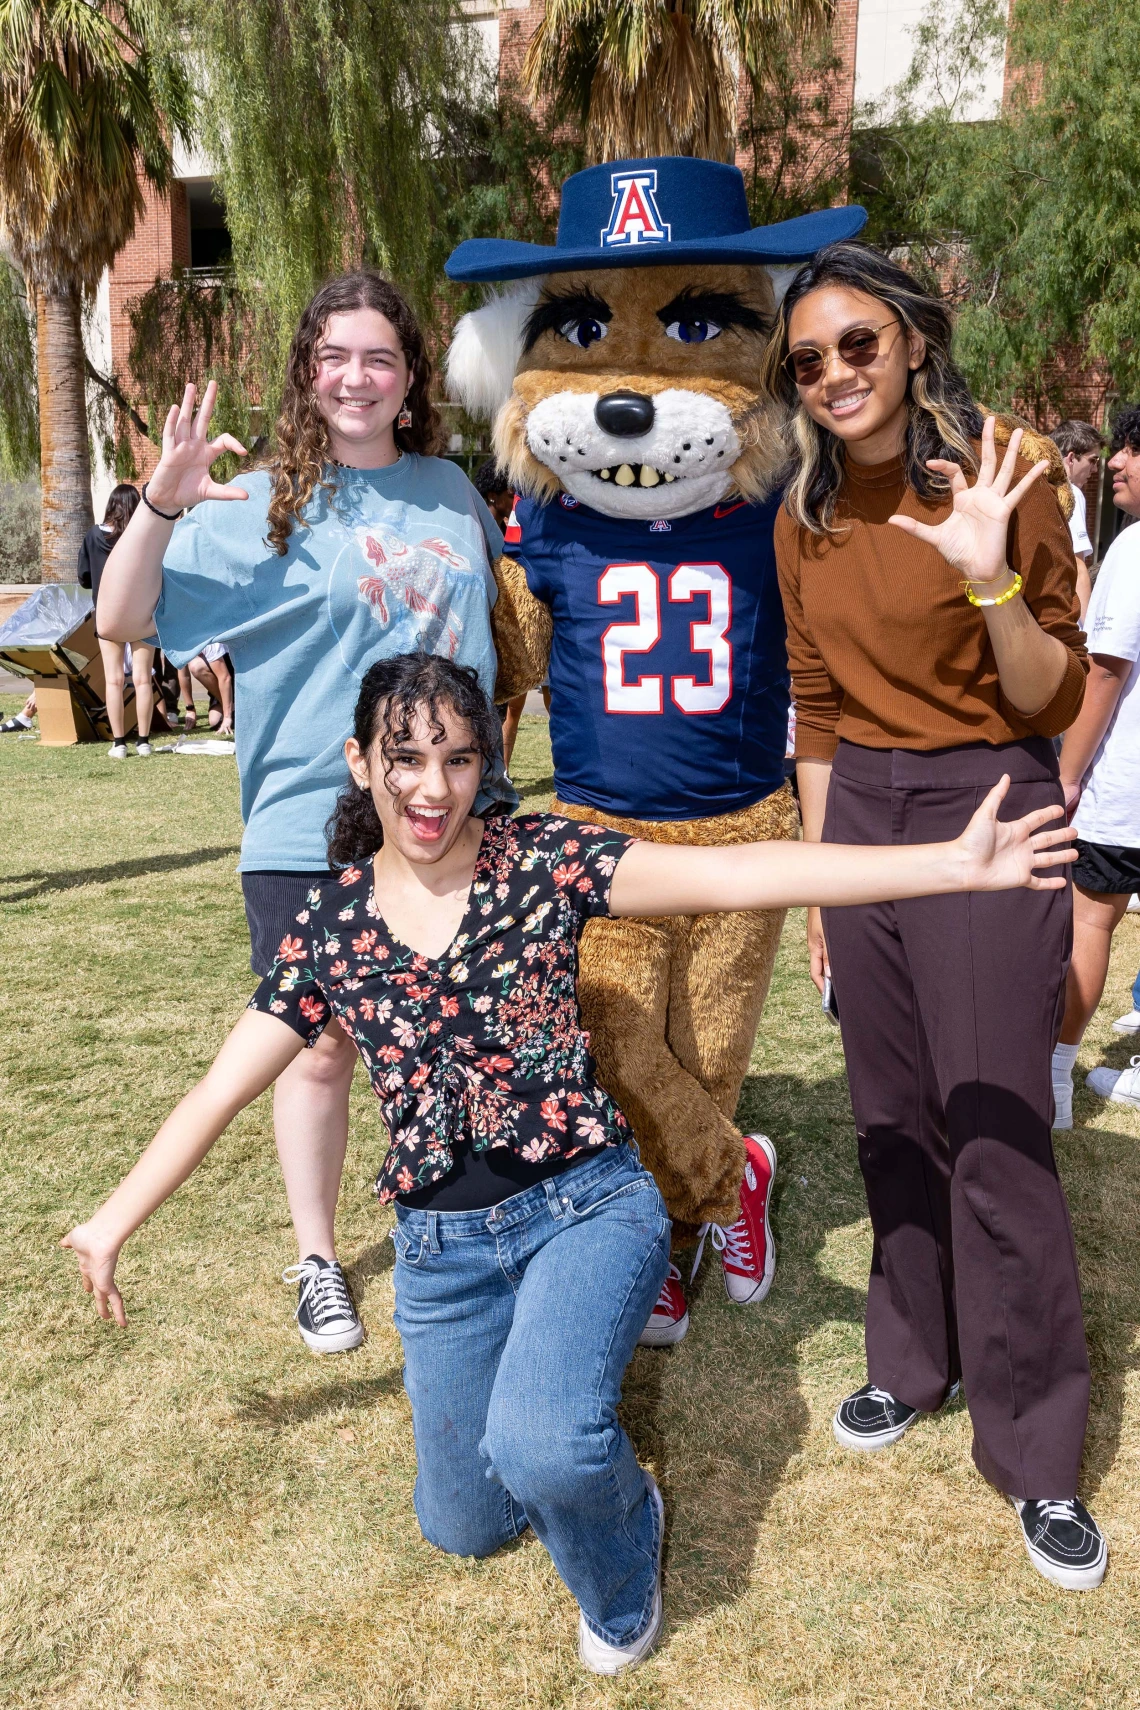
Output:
(765, 242), (1105, 1590)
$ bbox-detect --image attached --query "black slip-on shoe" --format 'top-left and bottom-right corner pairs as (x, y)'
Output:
(1013, 1497), (1107, 1590)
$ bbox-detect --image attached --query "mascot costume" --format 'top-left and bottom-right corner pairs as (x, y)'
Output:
(445, 158), (866, 1340)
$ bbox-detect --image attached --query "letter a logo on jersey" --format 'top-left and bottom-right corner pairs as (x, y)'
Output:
(602, 171), (671, 248)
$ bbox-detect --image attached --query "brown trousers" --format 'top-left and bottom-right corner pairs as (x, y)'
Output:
(822, 739), (1090, 1500)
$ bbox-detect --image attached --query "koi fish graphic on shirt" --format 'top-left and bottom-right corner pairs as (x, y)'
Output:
(354, 526), (468, 658)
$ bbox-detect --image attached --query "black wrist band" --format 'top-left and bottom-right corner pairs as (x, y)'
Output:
(141, 482), (181, 521)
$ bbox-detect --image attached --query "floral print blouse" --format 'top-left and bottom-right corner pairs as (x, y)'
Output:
(249, 813), (637, 1203)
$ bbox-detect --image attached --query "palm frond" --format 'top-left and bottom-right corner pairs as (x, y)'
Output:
(0, 0), (192, 293)
(525, 0), (832, 162)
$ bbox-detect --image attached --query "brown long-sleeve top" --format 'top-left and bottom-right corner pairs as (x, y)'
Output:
(774, 452), (1088, 760)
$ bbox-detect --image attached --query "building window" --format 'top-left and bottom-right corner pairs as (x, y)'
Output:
(185, 179), (232, 271)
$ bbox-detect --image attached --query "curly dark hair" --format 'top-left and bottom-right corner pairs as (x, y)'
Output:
(266, 272), (446, 556)
(1110, 405), (1140, 455)
(326, 653), (505, 868)
(761, 242), (984, 535)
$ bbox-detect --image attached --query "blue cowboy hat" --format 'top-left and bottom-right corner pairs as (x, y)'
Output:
(445, 156), (867, 283)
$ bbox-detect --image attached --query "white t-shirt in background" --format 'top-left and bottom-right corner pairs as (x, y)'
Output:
(1072, 521), (1140, 848)
(1068, 485), (1093, 559)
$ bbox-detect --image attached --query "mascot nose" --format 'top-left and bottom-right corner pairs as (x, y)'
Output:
(594, 390), (656, 437)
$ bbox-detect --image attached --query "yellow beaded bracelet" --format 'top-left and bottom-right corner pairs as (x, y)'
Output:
(964, 571), (1023, 608)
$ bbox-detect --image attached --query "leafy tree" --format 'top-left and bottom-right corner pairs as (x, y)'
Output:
(525, 0), (828, 164)
(738, 25), (851, 224)
(853, 0), (1140, 419)
(183, 0), (475, 423)
(0, 0), (191, 579)
(0, 256), (37, 479)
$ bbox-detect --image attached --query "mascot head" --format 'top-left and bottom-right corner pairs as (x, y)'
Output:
(445, 158), (866, 520)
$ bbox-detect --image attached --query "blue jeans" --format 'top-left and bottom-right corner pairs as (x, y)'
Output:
(392, 1143), (670, 1647)
(1133, 965), (1140, 1010)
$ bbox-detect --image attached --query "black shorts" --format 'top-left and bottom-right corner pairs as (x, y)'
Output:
(1072, 839), (1140, 897)
(241, 869), (334, 977)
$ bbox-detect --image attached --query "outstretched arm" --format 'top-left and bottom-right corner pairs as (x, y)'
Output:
(62, 1011), (304, 1326)
(607, 778), (1075, 919)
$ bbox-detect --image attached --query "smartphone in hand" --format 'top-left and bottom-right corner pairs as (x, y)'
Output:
(821, 975), (840, 1028)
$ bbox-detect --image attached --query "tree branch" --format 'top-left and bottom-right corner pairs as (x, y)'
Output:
(84, 358), (150, 439)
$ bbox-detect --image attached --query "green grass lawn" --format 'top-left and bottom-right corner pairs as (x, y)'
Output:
(2, 705), (1139, 1709)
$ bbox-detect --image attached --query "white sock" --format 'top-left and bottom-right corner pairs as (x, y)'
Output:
(1052, 1042), (1079, 1089)
(15, 713), (31, 728)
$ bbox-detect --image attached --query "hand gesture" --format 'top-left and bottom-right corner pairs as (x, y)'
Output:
(887, 415), (1047, 586)
(955, 777), (1076, 893)
(146, 381), (249, 513)
(61, 1224), (127, 1327)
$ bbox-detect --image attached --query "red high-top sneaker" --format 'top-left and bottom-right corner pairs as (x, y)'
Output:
(638, 1262), (690, 1346)
(692, 1134), (777, 1305)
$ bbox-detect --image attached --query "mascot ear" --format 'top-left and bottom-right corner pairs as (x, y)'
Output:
(445, 280), (542, 422)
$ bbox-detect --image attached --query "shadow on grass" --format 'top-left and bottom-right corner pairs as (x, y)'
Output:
(1056, 1116), (1140, 1501)
(344, 1239), (396, 1289)
(620, 1069), (865, 1630)
(233, 1368), (405, 1430)
(0, 845), (241, 902)
(515, 773), (555, 800)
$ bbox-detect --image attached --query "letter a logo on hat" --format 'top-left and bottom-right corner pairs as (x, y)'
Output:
(602, 170), (671, 248)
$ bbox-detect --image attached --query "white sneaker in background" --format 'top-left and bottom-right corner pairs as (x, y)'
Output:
(108, 741), (127, 760)
(1112, 1010), (1140, 1034)
(135, 739), (152, 758)
(1052, 1078), (1073, 1130)
(1086, 1057), (1140, 1110)
(1126, 894), (1140, 914)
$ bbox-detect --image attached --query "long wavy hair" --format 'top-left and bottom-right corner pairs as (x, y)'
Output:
(266, 273), (446, 556)
(761, 243), (984, 535)
(102, 483), (140, 540)
(326, 653), (506, 868)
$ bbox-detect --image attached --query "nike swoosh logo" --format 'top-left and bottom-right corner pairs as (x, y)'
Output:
(713, 501), (748, 518)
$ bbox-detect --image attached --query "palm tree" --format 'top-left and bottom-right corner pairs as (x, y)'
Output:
(525, 0), (829, 164)
(0, 1), (191, 580)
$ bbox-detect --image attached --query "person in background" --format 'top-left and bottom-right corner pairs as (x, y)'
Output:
(1052, 419), (1104, 621)
(765, 240), (1103, 1590)
(78, 484), (154, 760)
(1055, 406), (1140, 1116)
(95, 271), (510, 1359)
(188, 643), (235, 735)
(0, 689), (35, 733)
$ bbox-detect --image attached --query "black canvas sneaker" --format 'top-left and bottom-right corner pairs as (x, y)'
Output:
(283, 1255), (364, 1353)
(1012, 1497), (1107, 1590)
(833, 1379), (960, 1451)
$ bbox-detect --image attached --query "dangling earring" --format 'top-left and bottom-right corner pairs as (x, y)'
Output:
(397, 398), (412, 429)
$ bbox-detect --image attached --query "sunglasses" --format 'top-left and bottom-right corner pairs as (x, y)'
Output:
(783, 321), (903, 386)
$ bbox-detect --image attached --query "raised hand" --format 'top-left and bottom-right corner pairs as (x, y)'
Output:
(887, 415), (1048, 586)
(61, 1224), (127, 1327)
(146, 381), (249, 513)
(955, 777), (1077, 893)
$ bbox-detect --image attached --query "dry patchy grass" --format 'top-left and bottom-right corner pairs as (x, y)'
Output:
(1, 705), (1139, 1708)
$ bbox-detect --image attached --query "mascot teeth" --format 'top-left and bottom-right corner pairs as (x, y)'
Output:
(597, 465), (674, 485)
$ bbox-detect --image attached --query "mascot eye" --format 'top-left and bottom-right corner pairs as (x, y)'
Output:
(560, 317), (608, 349)
(665, 318), (722, 345)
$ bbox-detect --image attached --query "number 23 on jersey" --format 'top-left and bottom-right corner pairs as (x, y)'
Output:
(598, 561), (733, 715)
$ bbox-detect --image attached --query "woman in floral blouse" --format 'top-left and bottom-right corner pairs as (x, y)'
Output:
(64, 653), (1076, 1677)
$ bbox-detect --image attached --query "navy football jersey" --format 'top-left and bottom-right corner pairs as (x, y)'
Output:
(513, 493), (789, 821)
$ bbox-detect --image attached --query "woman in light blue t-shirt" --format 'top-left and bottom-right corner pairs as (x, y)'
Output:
(96, 272), (512, 1355)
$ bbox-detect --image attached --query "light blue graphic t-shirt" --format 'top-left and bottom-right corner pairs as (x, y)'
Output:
(155, 454), (506, 872)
